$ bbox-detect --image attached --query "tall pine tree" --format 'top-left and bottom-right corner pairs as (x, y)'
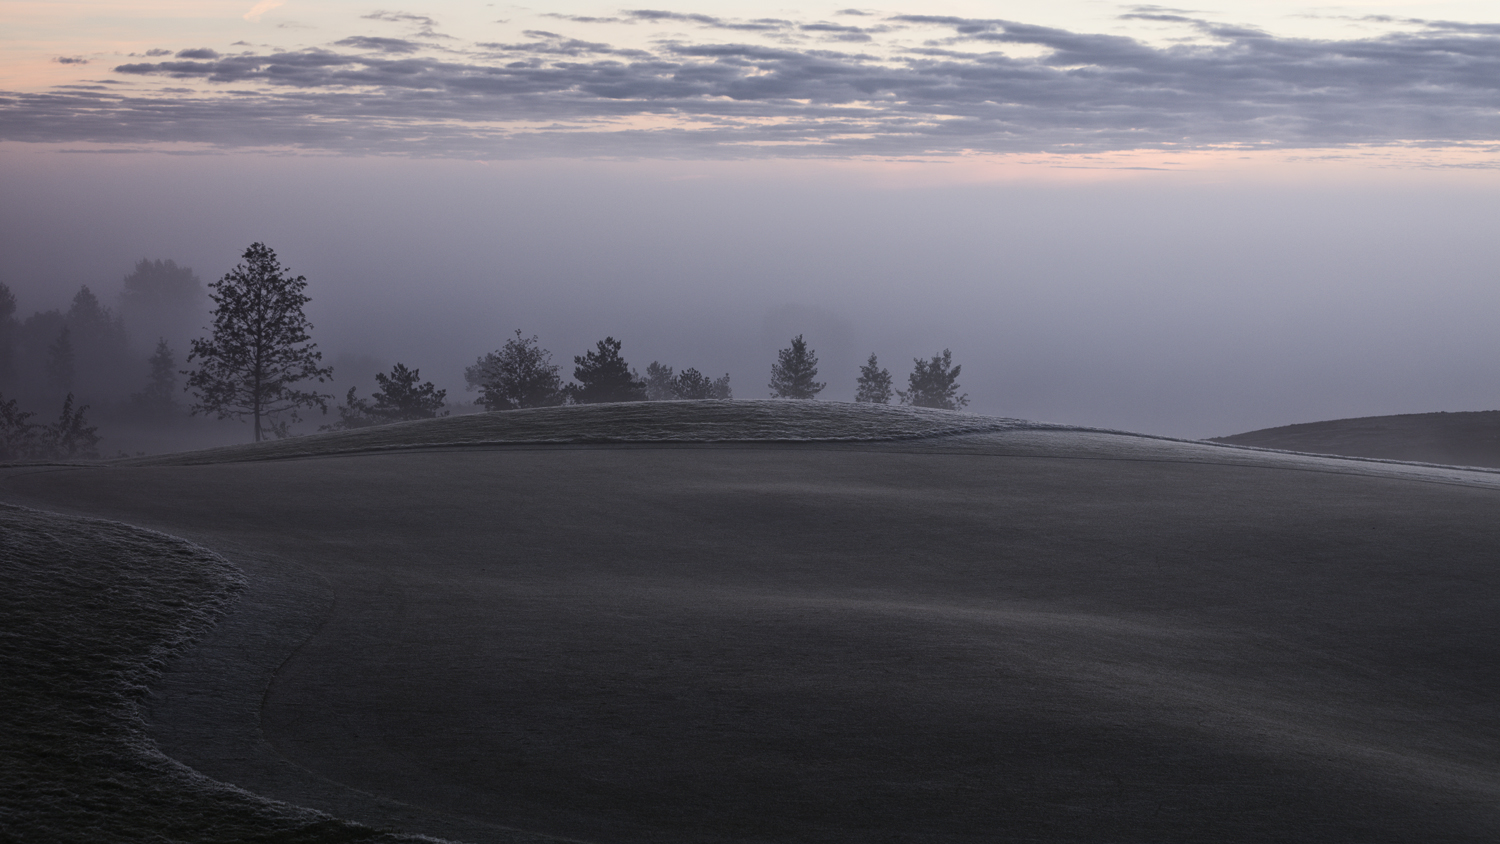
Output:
(45, 327), (75, 394)
(184, 243), (333, 441)
(854, 353), (893, 404)
(0, 283), (16, 389)
(65, 286), (132, 402)
(130, 339), (178, 420)
(119, 258), (205, 351)
(768, 335), (825, 399)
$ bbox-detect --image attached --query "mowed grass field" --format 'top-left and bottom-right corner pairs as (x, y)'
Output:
(4, 402), (1500, 843)
(1215, 410), (1500, 470)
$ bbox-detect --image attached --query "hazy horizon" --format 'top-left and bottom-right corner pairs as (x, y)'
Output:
(5, 1), (1500, 441)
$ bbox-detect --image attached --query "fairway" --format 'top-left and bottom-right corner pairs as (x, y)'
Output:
(5, 406), (1500, 843)
(1215, 410), (1500, 469)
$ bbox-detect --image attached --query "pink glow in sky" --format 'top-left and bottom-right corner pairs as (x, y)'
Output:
(4, 3), (1500, 440)
(4, 2), (1499, 167)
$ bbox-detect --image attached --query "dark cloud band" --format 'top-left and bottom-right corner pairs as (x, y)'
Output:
(5, 13), (1500, 158)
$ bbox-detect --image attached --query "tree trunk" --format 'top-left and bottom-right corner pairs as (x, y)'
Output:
(252, 352), (263, 442)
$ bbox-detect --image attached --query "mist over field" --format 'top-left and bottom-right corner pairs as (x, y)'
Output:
(8, 2), (1500, 446)
(3, 149), (1498, 445)
(9, 4), (1500, 842)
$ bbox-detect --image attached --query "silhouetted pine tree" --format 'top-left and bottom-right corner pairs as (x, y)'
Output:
(45, 327), (75, 394)
(324, 386), (378, 431)
(184, 243), (333, 442)
(62, 286), (133, 403)
(372, 363), (448, 420)
(769, 335), (825, 399)
(669, 368), (732, 400)
(119, 258), (206, 351)
(855, 353), (893, 404)
(129, 339), (178, 420)
(39, 393), (100, 459)
(324, 364), (448, 431)
(0, 391), (36, 460)
(897, 349), (968, 410)
(673, 368), (713, 399)
(570, 337), (646, 404)
(643, 361), (676, 400)
(0, 283), (16, 389)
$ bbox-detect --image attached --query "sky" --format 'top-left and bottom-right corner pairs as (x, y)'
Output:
(2, 2), (1499, 438)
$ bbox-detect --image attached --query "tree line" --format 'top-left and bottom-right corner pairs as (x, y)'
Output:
(1, 242), (971, 453)
(457, 332), (733, 412)
(770, 334), (968, 410)
(0, 259), (205, 459)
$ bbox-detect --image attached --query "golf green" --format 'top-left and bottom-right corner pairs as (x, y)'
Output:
(5, 406), (1499, 843)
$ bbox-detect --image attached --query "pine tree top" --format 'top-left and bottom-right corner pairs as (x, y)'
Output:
(769, 334), (825, 399)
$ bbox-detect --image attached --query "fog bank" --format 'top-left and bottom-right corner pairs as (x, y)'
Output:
(3, 147), (1497, 440)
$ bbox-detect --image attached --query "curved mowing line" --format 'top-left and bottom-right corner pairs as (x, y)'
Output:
(0, 504), (456, 844)
(122, 401), (1051, 466)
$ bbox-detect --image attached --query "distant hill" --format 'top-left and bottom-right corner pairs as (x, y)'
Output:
(123, 400), (1036, 466)
(1213, 410), (1500, 468)
(9, 400), (1500, 842)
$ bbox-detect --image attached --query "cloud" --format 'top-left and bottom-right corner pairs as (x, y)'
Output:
(1123, 4), (1202, 16)
(53, 56), (88, 65)
(176, 48), (221, 59)
(1118, 12), (1201, 24)
(799, 22), (883, 42)
(6, 12), (1500, 159)
(243, 0), (284, 23)
(363, 10), (436, 27)
(626, 10), (794, 32)
(145, 49), (171, 57)
(481, 31), (648, 57)
(362, 9), (450, 38)
(887, 15), (1004, 35)
(542, 14), (625, 25)
(334, 36), (420, 54)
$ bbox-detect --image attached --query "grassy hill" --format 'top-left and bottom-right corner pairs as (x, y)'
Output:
(5, 401), (1500, 843)
(123, 400), (1039, 466)
(1213, 410), (1500, 469)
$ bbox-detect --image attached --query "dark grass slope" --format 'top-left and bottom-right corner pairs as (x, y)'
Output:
(120, 400), (1035, 466)
(5, 402), (1500, 843)
(0, 505), (449, 844)
(1213, 410), (1500, 468)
